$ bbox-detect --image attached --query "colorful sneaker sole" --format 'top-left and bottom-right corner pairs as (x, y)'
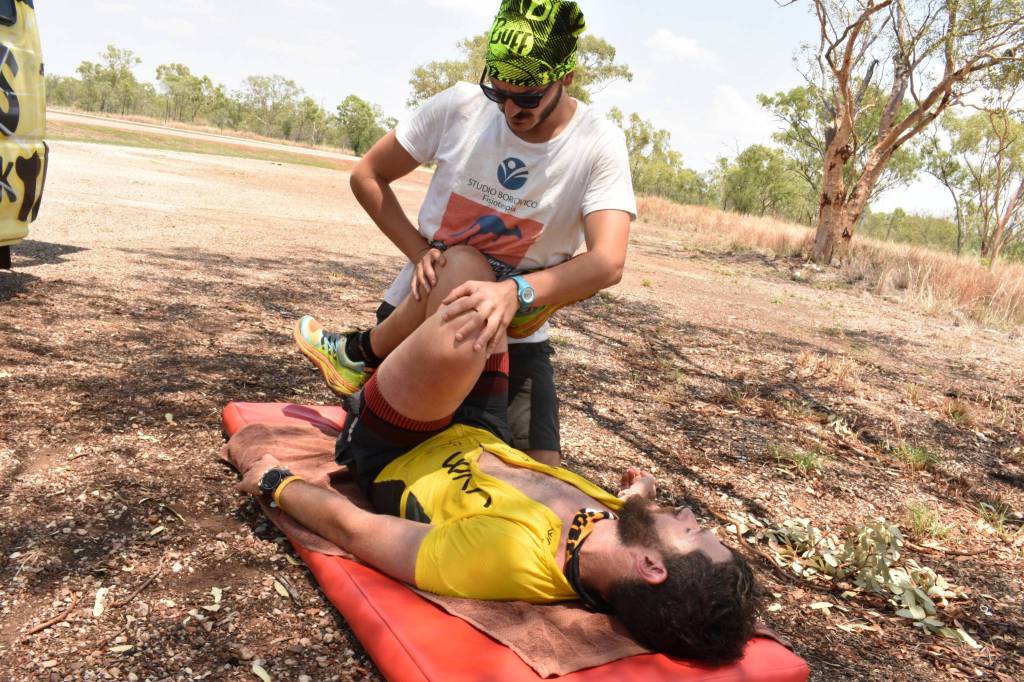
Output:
(292, 321), (367, 397)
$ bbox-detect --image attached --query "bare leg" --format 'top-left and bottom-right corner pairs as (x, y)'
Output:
(367, 245), (486, 360)
(373, 247), (507, 422)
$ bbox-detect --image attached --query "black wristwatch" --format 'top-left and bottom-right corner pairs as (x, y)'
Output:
(259, 467), (294, 499)
(429, 239), (448, 252)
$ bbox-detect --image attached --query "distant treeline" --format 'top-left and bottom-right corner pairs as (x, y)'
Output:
(46, 45), (393, 154)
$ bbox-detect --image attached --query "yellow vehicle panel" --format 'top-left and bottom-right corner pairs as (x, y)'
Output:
(0, 0), (47, 253)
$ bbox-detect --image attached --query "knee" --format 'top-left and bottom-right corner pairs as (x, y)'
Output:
(440, 245), (495, 284)
(433, 309), (489, 363)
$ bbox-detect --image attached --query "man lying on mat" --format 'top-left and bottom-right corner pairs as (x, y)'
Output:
(238, 246), (761, 665)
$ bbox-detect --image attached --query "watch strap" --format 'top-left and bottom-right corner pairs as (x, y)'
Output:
(510, 275), (532, 313)
(272, 475), (303, 510)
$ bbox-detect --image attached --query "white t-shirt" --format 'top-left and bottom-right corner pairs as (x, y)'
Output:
(388, 82), (637, 343)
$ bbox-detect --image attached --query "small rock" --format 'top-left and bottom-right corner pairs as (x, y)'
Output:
(298, 676), (313, 682)
(237, 646), (254, 661)
(127, 674), (138, 682)
(316, 656), (329, 668)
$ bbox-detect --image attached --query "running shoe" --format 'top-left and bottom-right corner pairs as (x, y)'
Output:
(293, 316), (371, 396)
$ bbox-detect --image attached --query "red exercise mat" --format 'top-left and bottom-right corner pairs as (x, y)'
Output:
(222, 402), (810, 682)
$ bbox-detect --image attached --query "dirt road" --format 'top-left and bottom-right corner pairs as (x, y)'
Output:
(1, 138), (1022, 680)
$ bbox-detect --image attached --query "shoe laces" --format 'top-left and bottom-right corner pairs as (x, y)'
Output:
(321, 332), (343, 359)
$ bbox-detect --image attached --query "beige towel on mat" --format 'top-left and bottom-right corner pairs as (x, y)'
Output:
(220, 421), (648, 677)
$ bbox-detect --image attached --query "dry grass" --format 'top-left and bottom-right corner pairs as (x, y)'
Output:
(639, 199), (814, 256)
(48, 106), (357, 155)
(792, 351), (863, 390)
(638, 197), (1024, 329)
(769, 443), (826, 476)
(48, 120), (360, 175)
(890, 442), (942, 472)
(903, 502), (952, 540)
(943, 397), (976, 428)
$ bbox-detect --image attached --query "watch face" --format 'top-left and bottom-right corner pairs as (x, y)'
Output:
(260, 469), (284, 494)
(522, 288), (536, 306)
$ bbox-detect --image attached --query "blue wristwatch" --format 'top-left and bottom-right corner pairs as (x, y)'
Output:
(510, 275), (536, 313)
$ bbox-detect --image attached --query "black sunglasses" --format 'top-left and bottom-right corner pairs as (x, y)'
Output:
(479, 68), (554, 109)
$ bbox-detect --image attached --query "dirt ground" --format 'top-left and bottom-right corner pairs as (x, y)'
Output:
(1, 132), (1022, 681)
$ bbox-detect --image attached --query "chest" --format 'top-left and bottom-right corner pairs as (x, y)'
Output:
(433, 116), (592, 213)
(476, 451), (608, 560)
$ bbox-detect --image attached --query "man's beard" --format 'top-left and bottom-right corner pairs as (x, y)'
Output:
(511, 82), (563, 129)
(616, 495), (662, 548)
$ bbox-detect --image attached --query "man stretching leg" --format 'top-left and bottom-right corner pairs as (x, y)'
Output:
(303, 0), (637, 469)
(243, 247), (760, 664)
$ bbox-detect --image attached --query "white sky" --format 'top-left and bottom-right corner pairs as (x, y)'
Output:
(38, 0), (948, 214)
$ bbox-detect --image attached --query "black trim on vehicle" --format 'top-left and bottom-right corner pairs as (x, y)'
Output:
(35, 141), (48, 220)
(0, 1), (16, 27)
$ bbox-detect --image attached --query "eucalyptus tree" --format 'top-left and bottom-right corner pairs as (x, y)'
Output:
(777, 0), (1024, 265)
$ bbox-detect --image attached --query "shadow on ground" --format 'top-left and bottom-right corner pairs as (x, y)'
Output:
(0, 270), (37, 302)
(12, 240), (88, 267)
(2, 244), (1022, 681)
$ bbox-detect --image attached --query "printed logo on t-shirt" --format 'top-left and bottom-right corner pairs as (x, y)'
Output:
(435, 193), (542, 267)
(497, 157), (529, 190)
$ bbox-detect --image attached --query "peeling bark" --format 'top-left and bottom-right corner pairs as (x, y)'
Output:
(803, 0), (1024, 266)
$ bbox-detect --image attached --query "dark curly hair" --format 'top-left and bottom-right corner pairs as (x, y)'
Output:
(608, 548), (761, 665)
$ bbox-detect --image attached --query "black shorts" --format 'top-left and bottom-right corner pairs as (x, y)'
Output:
(375, 301), (560, 453)
(335, 354), (512, 500)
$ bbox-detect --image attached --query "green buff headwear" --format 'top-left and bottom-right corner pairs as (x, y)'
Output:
(485, 0), (587, 88)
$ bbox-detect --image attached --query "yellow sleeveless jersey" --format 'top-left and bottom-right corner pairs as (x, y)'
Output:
(373, 424), (623, 603)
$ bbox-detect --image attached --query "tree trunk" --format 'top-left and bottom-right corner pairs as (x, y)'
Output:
(952, 195), (964, 256)
(813, 198), (854, 265)
(988, 241), (1004, 269)
(812, 143), (855, 264)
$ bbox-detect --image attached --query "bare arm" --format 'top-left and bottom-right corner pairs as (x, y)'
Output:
(238, 456), (427, 584)
(277, 481), (428, 583)
(350, 130), (430, 263)
(525, 208), (632, 308)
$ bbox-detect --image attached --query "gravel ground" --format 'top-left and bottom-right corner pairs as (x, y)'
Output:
(1, 135), (1022, 681)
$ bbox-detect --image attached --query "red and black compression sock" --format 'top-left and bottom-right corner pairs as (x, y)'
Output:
(464, 351), (510, 410)
(359, 374), (454, 445)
